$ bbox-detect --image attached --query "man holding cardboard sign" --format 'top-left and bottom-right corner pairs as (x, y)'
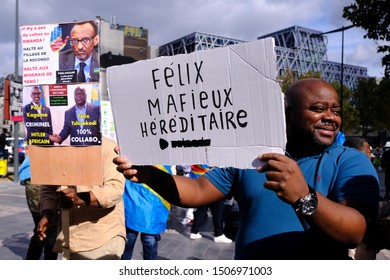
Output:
(37, 137), (125, 260)
(107, 38), (286, 169)
(114, 78), (379, 259)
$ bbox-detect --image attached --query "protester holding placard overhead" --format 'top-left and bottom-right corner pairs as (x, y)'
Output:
(37, 137), (125, 260)
(114, 78), (379, 259)
(59, 20), (100, 83)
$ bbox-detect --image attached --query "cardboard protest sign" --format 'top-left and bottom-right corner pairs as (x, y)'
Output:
(107, 38), (286, 168)
(29, 145), (102, 186)
(21, 20), (103, 186)
(21, 20), (102, 147)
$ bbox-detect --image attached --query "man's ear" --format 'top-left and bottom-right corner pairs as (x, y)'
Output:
(93, 35), (100, 46)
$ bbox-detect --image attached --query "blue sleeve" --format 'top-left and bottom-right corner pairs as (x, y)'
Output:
(203, 167), (238, 196)
(331, 150), (379, 218)
(18, 156), (31, 183)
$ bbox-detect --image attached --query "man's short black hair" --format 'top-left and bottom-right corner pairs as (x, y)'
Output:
(72, 20), (98, 36)
(343, 136), (368, 150)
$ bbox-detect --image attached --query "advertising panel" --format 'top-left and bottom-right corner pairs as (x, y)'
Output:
(9, 81), (23, 122)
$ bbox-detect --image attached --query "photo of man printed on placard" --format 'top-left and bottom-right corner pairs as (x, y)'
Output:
(23, 84), (101, 147)
(57, 20), (100, 83)
(23, 86), (54, 146)
(51, 85), (101, 146)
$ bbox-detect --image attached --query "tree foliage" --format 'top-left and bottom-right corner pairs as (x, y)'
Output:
(375, 78), (390, 130)
(299, 71), (321, 80)
(343, 0), (390, 77)
(331, 81), (360, 134)
(278, 69), (321, 93)
(351, 77), (390, 137)
(278, 69), (297, 93)
(352, 77), (379, 136)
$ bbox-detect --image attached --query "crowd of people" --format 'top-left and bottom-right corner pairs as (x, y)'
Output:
(15, 78), (390, 260)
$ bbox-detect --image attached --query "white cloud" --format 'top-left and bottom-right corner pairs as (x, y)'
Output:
(0, 42), (16, 77)
(348, 43), (385, 77)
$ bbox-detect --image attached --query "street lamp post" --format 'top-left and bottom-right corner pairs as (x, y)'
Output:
(312, 25), (354, 131)
(13, 0), (20, 183)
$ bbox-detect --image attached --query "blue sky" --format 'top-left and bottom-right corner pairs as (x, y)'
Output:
(0, 0), (385, 78)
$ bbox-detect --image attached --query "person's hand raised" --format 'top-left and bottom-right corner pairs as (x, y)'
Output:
(113, 146), (140, 182)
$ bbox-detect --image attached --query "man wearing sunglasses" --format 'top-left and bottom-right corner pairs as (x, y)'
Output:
(59, 20), (100, 82)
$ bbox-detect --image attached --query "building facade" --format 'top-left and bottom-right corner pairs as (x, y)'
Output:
(159, 31), (245, 56)
(158, 26), (368, 89)
(258, 26), (367, 89)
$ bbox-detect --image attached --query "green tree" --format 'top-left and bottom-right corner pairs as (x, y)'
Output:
(375, 78), (390, 130)
(278, 70), (321, 93)
(298, 71), (321, 80)
(351, 77), (379, 136)
(343, 0), (390, 77)
(331, 81), (360, 134)
(278, 69), (297, 93)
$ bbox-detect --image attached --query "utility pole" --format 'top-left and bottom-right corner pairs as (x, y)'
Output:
(13, 0), (19, 183)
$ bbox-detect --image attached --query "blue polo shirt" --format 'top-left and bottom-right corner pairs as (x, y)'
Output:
(204, 142), (379, 259)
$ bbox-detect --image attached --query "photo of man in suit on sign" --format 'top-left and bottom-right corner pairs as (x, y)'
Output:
(52, 86), (101, 146)
(59, 20), (100, 83)
(23, 86), (55, 146)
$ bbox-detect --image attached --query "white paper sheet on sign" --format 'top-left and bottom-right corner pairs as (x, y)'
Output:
(107, 38), (286, 169)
